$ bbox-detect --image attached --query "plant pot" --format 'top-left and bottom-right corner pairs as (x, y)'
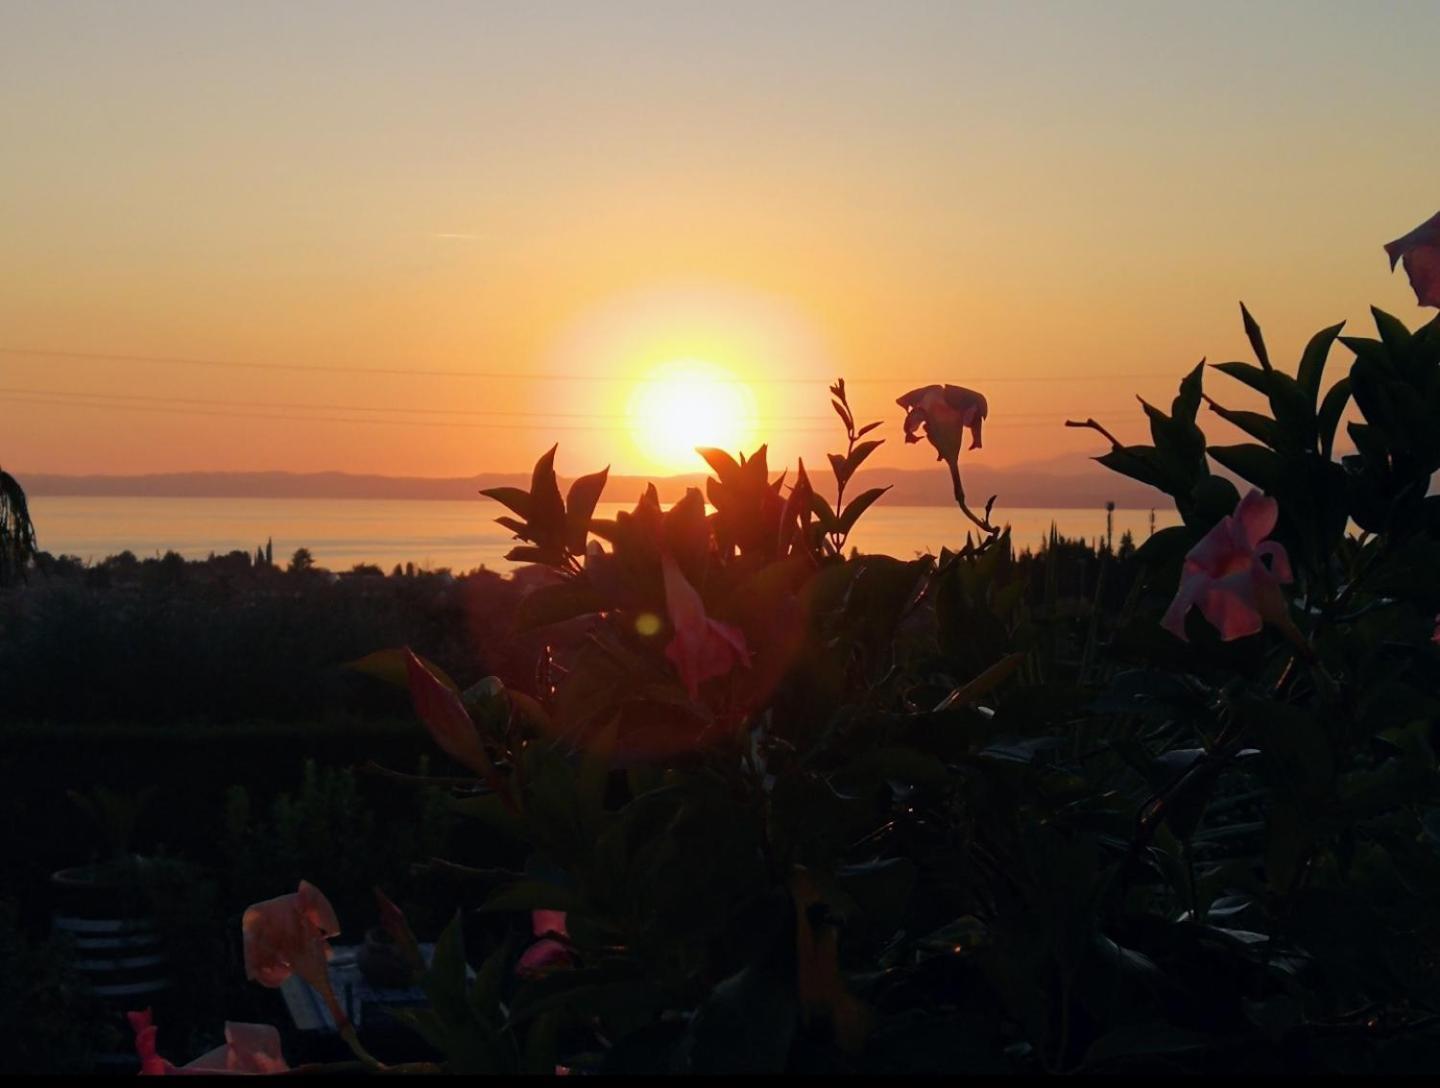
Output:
(51, 859), (173, 1070)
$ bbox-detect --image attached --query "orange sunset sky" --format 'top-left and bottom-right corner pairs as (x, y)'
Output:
(2, 1), (1437, 480)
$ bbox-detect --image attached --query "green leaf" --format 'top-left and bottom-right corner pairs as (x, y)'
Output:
(1263, 371), (1316, 450)
(697, 447), (741, 482)
(1240, 301), (1272, 371)
(1371, 306), (1413, 355)
(1206, 443), (1283, 492)
(1095, 446), (1170, 492)
(344, 647), (459, 692)
(528, 445), (566, 543)
(1133, 525), (1194, 565)
(838, 486), (890, 534)
(810, 492), (840, 534)
(424, 911), (471, 1027)
(479, 486), (533, 519)
(513, 581), (604, 633)
(933, 651), (1026, 710)
(1203, 401), (1282, 448)
(565, 467), (609, 555)
(1296, 321), (1345, 402)
(845, 439), (884, 476)
(1316, 378), (1352, 459)
(468, 937), (513, 1022)
(683, 966), (797, 1075)
(481, 880), (580, 914)
(1212, 360), (1271, 397)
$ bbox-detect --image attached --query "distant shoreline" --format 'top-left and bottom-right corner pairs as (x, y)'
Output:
(18, 464), (1168, 509)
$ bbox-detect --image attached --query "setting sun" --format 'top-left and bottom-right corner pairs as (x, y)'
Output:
(627, 359), (758, 473)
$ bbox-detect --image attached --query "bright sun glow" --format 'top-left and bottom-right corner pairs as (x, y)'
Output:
(628, 359), (758, 473)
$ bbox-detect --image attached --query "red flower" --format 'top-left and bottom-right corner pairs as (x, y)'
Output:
(1386, 211), (1440, 308)
(1162, 489), (1294, 642)
(661, 553), (749, 700)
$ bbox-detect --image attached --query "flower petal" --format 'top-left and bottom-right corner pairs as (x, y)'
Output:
(1385, 210), (1440, 269)
(1232, 489), (1278, 549)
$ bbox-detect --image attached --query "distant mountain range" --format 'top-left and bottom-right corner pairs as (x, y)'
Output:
(23, 457), (1171, 509)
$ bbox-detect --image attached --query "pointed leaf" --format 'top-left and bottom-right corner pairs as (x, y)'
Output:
(345, 648), (460, 692)
(529, 446), (566, 544)
(1240, 302), (1271, 371)
(845, 439), (884, 476)
(838, 486), (890, 534)
(1212, 360), (1270, 397)
(565, 467), (609, 555)
(514, 581), (605, 632)
(698, 447), (741, 482)
(1296, 321), (1345, 402)
(855, 420), (883, 438)
(1317, 378), (1352, 459)
(830, 399), (854, 432)
(810, 492), (840, 534)
(1203, 401), (1281, 448)
(479, 486), (533, 519)
(828, 451), (849, 489)
(1206, 443), (1283, 492)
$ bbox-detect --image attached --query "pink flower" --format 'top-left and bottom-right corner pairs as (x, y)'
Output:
(403, 647), (496, 780)
(129, 1009), (289, 1075)
(1386, 211), (1440, 308)
(1162, 489), (1294, 642)
(897, 384), (989, 463)
(661, 553), (750, 700)
(242, 880), (345, 1026)
(517, 909), (572, 978)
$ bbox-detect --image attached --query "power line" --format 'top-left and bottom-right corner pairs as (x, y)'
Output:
(0, 391), (1110, 433)
(0, 346), (1161, 385)
(0, 384), (1124, 423)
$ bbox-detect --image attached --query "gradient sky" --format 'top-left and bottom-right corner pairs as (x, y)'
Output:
(2, 0), (1437, 479)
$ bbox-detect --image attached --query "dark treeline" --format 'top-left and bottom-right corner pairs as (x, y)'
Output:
(2, 546), (554, 725)
(2, 527), (1140, 728)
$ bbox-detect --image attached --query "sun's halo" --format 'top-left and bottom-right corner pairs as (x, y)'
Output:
(628, 360), (757, 473)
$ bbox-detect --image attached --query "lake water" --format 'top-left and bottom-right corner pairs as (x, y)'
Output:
(28, 497), (1182, 572)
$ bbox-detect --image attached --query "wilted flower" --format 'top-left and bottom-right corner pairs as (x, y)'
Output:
(517, 909), (572, 977)
(129, 1009), (289, 1075)
(1162, 489), (1294, 642)
(897, 384), (988, 462)
(662, 553), (750, 700)
(1385, 211), (1440, 308)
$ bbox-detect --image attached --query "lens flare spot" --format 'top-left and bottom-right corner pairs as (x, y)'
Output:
(634, 611), (663, 638)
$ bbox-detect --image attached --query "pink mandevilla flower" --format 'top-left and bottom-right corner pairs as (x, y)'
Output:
(242, 880), (343, 1011)
(517, 909), (572, 977)
(129, 1009), (289, 1076)
(1385, 211), (1440, 308)
(1162, 489), (1294, 642)
(896, 385), (989, 465)
(661, 552), (750, 700)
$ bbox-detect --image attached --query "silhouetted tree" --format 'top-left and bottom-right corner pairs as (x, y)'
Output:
(0, 468), (38, 586)
(289, 547), (314, 573)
